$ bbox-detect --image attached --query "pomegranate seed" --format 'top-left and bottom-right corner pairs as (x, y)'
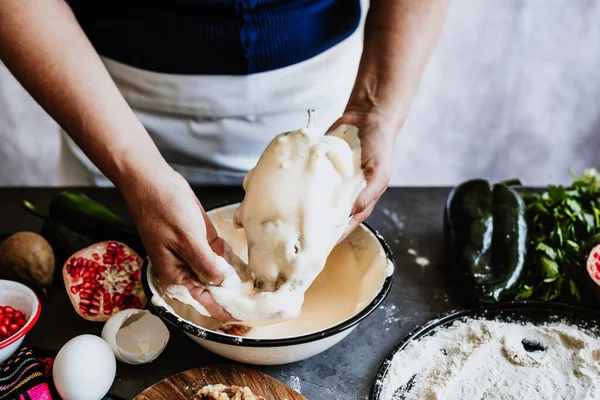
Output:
(124, 284), (133, 293)
(91, 300), (100, 308)
(70, 286), (79, 294)
(16, 318), (26, 326)
(104, 301), (113, 310)
(0, 326), (8, 336)
(4, 306), (14, 314)
(79, 299), (90, 306)
(92, 253), (100, 260)
(88, 308), (99, 316)
(3, 317), (10, 326)
(8, 324), (20, 333)
(103, 293), (111, 302)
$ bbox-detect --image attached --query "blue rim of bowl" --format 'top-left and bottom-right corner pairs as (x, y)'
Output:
(141, 204), (395, 347)
(369, 301), (600, 399)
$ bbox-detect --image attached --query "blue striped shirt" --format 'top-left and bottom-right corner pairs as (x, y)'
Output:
(68, 0), (362, 75)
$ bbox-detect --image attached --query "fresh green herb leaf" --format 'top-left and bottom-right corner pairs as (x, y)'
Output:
(519, 168), (600, 303)
(517, 284), (534, 299)
(536, 243), (557, 260)
(540, 256), (560, 278)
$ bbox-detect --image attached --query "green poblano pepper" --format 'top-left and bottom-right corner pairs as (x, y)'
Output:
(444, 179), (527, 302)
(22, 192), (146, 260)
(49, 191), (145, 255)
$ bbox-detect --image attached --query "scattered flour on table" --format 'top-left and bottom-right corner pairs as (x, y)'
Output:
(380, 319), (600, 400)
(288, 376), (301, 393)
(380, 304), (404, 331)
(407, 248), (430, 268)
(382, 208), (405, 231)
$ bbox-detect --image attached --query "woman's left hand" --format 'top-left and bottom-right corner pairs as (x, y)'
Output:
(328, 110), (397, 236)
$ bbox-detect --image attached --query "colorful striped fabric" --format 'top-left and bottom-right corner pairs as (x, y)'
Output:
(0, 347), (55, 400)
(0, 346), (124, 400)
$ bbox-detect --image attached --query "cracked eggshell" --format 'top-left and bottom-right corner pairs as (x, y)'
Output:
(101, 309), (169, 365)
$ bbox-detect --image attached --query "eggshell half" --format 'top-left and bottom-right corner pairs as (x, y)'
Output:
(101, 309), (170, 364)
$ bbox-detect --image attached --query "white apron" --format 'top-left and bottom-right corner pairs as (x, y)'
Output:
(59, 0), (368, 186)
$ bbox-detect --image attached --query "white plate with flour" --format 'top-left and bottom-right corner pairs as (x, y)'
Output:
(371, 302), (600, 400)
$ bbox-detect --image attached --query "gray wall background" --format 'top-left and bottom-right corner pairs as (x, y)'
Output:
(1, 0), (599, 187)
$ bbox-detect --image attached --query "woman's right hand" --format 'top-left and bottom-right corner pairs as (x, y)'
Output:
(121, 166), (234, 321)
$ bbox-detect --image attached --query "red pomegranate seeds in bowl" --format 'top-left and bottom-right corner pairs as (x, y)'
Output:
(0, 280), (42, 363)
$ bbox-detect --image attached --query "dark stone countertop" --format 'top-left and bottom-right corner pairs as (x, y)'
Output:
(0, 187), (469, 400)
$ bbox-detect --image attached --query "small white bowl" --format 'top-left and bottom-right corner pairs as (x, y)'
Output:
(143, 203), (394, 365)
(0, 280), (42, 363)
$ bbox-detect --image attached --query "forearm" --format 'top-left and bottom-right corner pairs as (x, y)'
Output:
(347, 0), (449, 134)
(0, 0), (167, 190)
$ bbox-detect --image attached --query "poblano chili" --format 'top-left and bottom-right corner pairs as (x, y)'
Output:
(444, 179), (527, 302)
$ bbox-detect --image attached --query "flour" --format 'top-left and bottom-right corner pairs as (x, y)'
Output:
(380, 318), (600, 400)
(288, 376), (301, 393)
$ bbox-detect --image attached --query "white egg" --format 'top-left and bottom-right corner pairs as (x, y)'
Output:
(53, 334), (116, 400)
(101, 309), (170, 365)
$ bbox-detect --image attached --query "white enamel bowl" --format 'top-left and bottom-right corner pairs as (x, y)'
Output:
(0, 280), (42, 363)
(142, 203), (394, 365)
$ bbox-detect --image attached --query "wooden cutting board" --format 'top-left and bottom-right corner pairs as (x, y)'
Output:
(134, 365), (305, 400)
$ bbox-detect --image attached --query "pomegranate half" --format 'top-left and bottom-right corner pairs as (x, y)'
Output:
(63, 241), (147, 321)
(587, 244), (600, 289)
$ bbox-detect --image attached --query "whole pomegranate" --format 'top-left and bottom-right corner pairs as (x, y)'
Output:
(63, 241), (146, 321)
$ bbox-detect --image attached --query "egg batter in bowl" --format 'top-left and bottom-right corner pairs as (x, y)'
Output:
(150, 204), (392, 339)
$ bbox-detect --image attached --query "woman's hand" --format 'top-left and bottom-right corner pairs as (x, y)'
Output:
(325, 0), (448, 238)
(122, 167), (234, 321)
(328, 110), (396, 236)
